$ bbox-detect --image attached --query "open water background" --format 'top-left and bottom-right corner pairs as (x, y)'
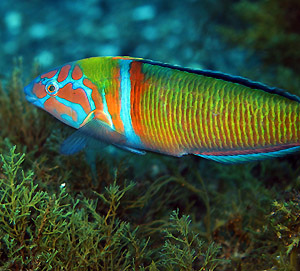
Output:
(1, 0), (250, 78)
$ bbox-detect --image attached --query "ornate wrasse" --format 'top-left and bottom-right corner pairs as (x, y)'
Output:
(24, 56), (300, 163)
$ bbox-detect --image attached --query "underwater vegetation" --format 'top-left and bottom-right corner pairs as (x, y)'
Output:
(0, 147), (228, 270)
(0, 0), (300, 270)
(0, 61), (300, 270)
(220, 0), (300, 93)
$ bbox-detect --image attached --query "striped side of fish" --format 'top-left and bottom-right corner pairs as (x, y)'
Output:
(24, 56), (300, 163)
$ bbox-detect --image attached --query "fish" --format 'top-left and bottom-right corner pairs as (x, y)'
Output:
(24, 56), (300, 164)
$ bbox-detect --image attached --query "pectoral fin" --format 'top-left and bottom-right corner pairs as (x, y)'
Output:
(60, 119), (126, 155)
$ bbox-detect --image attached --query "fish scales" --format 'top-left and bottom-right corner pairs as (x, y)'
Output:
(24, 56), (300, 163)
(131, 60), (300, 155)
(141, 63), (196, 153)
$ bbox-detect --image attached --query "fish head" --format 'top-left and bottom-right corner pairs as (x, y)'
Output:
(24, 62), (95, 129)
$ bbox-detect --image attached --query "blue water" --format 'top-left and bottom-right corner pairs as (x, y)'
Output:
(1, 0), (248, 78)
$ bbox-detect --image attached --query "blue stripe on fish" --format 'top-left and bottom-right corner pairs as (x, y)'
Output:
(56, 96), (88, 128)
(68, 66), (96, 110)
(34, 95), (50, 107)
(119, 59), (142, 145)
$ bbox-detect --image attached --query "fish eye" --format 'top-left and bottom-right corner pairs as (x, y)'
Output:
(45, 81), (59, 96)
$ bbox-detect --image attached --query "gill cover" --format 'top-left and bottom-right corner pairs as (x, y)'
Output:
(24, 63), (95, 129)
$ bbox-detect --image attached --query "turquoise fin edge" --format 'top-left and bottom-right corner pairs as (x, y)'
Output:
(194, 146), (300, 164)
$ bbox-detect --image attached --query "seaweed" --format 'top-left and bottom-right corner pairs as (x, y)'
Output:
(0, 58), (55, 155)
(160, 210), (228, 270)
(216, 3), (300, 266)
(0, 146), (148, 270)
(0, 65), (233, 268)
(1, 25), (300, 268)
(2, 142), (298, 270)
(0, 146), (229, 270)
(219, 0), (300, 93)
(269, 192), (300, 270)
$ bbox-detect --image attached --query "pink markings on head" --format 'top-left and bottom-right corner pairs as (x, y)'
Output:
(57, 65), (71, 82)
(41, 69), (58, 79)
(57, 83), (91, 114)
(83, 78), (96, 90)
(44, 98), (78, 123)
(72, 65), (83, 80)
(83, 78), (103, 111)
(33, 82), (47, 98)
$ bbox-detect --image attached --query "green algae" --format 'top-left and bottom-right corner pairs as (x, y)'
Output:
(0, 147), (228, 270)
(219, 0), (300, 94)
(0, 61), (299, 270)
(1, 144), (299, 270)
(0, 65), (230, 268)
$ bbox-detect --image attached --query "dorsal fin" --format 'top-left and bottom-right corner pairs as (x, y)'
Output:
(135, 58), (300, 103)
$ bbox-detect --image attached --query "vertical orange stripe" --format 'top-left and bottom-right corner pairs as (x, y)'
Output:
(129, 61), (150, 144)
(146, 83), (154, 148)
(288, 103), (292, 142)
(235, 88), (243, 147)
(209, 91), (218, 148)
(200, 86), (210, 149)
(280, 101), (286, 143)
(187, 80), (196, 149)
(151, 82), (161, 149)
(83, 78), (103, 111)
(193, 80), (204, 150)
(252, 98), (258, 146)
(167, 87), (177, 151)
(290, 107), (296, 142)
(217, 87), (226, 148)
(296, 105), (300, 143)
(213, 91), (222, 149)
(231, 94), (238, 148)
(267, 97), (274, 145)
(246, 94), (253, 146)
(105, 67), (124, 133)
(165, 86), (175, 151)
(184, 91), (192, 149)
(177, 83), (186, 149)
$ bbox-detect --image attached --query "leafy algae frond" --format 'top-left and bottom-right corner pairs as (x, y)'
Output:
(0, 147), (149, 270)
(219, 0), (300, 93)
(160, 209), (228, 270)
(0, 147), (230, 270)
(269, 193), (300, 271)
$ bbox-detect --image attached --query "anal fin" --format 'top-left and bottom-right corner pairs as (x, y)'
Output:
(114, 144), (146, 155)
(194, 145), (300, 164)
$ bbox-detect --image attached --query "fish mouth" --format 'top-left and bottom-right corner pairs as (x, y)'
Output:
(24, 83), (42, 108)
(24, 81), (34, 96)
(25, 95), (37, 103)
(25, 94), (43, 108)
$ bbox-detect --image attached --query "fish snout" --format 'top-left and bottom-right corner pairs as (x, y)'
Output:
(24, 81), (44, 109)
(24, 81), (34, 95)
